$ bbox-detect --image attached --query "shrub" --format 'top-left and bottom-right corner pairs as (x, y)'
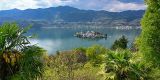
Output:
(86, 45), (107, 66)
(73, 62), (105, 80)
(105, 50), (148, 80)
(45, 50), (85, 80)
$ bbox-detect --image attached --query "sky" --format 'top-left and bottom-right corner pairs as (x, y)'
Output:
(0, 0), (146, 12)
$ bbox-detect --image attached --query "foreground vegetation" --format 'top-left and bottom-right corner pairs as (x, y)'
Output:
(0, 0), (160, 80)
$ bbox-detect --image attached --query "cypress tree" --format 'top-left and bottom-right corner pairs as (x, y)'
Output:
(138, 0), (160, 65)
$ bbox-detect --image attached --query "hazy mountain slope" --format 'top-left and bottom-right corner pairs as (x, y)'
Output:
(0, 6), (145, 26)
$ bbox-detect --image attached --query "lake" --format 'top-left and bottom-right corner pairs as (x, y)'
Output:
(28, 27), (141, 54)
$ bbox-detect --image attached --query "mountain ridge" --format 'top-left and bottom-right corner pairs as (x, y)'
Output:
(0, 6), (145, 27)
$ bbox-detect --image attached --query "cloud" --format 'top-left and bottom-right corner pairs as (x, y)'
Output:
(0, 0), (38, 10)
(0, 0), (77, 10)
(68, 0), (146, 12)
(0, 0), (146, 11)
(102, 0), (146, 12)
(118, 0), (144, 4)
(35, 0), (77, 8)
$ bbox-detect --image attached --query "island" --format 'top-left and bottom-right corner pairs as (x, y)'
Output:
(74, 31), (107, 39)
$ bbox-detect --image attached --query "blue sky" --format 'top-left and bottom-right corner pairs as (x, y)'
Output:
(0, 0), (146, 12)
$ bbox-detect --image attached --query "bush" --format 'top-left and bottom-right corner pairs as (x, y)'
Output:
(86, 45), (107, 66)
(73, 62), (105, 80)
(105, 49), (148, 80)
(44, 50), (86, 80)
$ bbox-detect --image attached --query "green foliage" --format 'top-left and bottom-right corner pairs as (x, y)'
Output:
(130, 42), (139, 52)
(45, 51), (85, 80)
(73, 62), (105, 80)
(105, 50), (148, 80)
(0, 23), (46, 80)
(43, 44), (154, 80)
(0, 23), (31, 80)
(43, 49), (105, 80)
(86, 45), (107, 66)
(137, 0), (160, 78)
(74, 47), (87, 53)
(44, 56), (105, 80)
(74, 47), (88, 63)
(0, 22), (31, 52)
(11, 46), (46, 80)
(138, 0), (160, 66)
(111, 35), (128, 50)
(148, 68), (160, 80)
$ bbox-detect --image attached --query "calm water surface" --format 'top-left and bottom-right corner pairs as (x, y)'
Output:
(28, 27), (141, 54)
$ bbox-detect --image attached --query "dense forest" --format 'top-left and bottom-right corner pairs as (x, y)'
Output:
(0, 0), (160, 80)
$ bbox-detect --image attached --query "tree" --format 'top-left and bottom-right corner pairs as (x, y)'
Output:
(0, 23), (46, 80)
(111, 35), (128, 50)
(137, 0), (160, 66)
(0, 23), (31, 80)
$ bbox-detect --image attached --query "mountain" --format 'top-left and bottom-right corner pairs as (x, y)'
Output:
(0, 6), (145, 27)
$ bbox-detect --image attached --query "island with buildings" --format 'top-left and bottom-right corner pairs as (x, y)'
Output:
(74, 31), (107, 39)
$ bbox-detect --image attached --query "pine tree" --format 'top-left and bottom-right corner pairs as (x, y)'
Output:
(111, 35), (128, 50)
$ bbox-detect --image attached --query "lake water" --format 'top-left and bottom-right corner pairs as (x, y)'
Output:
(28, 27), (141, 54)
